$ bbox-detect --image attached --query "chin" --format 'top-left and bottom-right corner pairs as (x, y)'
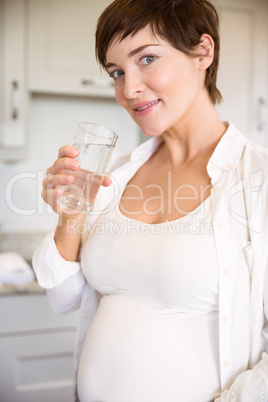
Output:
(136, 123), (164, 137)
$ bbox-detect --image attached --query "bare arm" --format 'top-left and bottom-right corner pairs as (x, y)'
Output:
(54, 214), (85, 261)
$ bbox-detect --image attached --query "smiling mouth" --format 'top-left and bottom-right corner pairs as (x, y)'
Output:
(136, 100), (160, 111)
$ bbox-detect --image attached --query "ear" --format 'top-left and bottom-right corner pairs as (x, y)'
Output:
(196, 34), (214, 71)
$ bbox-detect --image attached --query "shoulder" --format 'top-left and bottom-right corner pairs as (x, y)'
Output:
(242, 138), (268, 175)
(244, 137), (268, 158)
(239, 138), (268, 197)
(220, 123), (268, 189)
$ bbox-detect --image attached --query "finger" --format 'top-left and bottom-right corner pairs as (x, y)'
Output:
(41, 187), (64, 214)
(41, 187), (82, 217)
(46, 145), (79, 175)
(41, 187), (62, 203)
(102, 173), (112, 187)
(51, 157), (80, 173)
(43, 174), (74, 189)
(58, 145), (79, 158)
(46, 166), (52, 176)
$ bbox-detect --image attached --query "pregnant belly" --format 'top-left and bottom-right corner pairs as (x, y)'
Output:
(77, 292), (220, 402)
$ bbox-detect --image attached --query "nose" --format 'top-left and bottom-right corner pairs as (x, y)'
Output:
(123, 72), (144, 99)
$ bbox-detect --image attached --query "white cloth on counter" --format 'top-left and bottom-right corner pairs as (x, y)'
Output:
(0, 252), (35, 285)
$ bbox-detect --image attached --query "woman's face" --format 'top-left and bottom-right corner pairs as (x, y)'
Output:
(105, 25), (207, 137)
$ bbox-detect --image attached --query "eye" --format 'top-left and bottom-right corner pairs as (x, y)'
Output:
(110, 69), (124, 80)
(141, 55), (156, 65)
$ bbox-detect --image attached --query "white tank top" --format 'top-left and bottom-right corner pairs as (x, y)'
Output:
(78, 196), (221, 402)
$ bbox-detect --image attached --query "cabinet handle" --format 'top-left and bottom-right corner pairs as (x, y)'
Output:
(11, 81), (20, 119)
(257, 97), (268, 131)
(81, 78), (114, 87)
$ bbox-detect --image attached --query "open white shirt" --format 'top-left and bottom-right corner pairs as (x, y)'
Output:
(33, 123), (268, 401)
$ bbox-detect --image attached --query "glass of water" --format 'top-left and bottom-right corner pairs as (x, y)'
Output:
(57, 122), (118, 215)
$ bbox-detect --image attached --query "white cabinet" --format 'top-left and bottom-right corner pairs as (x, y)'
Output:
(28, 0), (115, 97)
(216, 0), (268, 145)
(0, 0), (28, 162)
(0, 293), (79, 402)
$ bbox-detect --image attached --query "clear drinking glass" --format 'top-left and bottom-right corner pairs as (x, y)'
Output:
(57, 122), (118, 214)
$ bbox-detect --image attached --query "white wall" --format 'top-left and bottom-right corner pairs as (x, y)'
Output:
(27, 94), (138, 168)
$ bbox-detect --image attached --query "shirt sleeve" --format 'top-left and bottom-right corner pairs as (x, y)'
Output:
(46, 270), (86, 314)
(32, 230), (82, 289)
(32, 230), (87, 314)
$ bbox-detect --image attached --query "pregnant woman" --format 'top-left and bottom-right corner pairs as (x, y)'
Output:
(33, 0), (268, 401)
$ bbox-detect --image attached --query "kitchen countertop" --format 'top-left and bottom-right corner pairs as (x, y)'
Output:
(0, 281), (45, 297)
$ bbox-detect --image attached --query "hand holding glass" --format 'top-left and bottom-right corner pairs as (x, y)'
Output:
(57, 122), (118, 214)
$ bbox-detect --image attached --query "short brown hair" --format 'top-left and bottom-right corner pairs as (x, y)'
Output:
(95, 0), (222, 105)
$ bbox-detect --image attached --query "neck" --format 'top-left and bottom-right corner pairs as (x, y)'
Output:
(161, 94), (227, 166)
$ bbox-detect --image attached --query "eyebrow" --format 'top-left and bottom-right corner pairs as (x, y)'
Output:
(105, 44), (160, 69)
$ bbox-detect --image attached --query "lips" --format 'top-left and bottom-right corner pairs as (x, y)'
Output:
(133, 99), (160, 111)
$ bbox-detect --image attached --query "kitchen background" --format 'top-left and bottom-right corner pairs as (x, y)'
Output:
(0, 0), (268, 401)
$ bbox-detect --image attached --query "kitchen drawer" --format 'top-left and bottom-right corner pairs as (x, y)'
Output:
(0, 294), (78, 335)
(0, 331), (75, 402)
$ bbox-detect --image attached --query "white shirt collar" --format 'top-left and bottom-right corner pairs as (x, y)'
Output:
(208, 122), (247, 174)
(130, 135), (163, 161)
(129, 123), (247, 175)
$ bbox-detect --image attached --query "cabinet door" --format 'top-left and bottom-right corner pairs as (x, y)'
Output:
(0, 332), (76, 402)
(216, 0), (268, 145)
(28, 0), (114, 97)
(0, 294), (79, 401)
(0, 294), (79, 334)
(0, 0), (28, 162)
